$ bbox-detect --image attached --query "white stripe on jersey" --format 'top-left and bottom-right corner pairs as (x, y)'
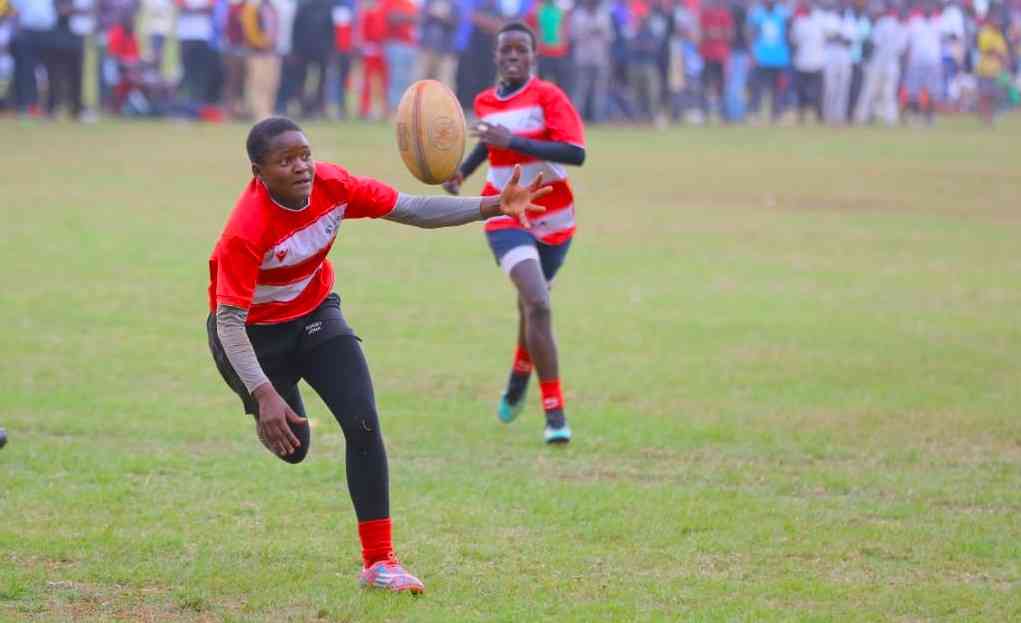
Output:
(486, 161), (568, 190)
(481, 105), (546, 134)
(261, 203), (347, 269)
(253, 267), (322, 304)
(486, 203), (576, 238)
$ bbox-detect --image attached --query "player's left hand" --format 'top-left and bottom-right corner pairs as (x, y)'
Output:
(498, 165), (552, 227)
(471, 121), (513, 148)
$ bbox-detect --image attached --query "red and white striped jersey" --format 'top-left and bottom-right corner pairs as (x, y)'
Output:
(208, 162), (398, 325)
(474, 78), (585, 245)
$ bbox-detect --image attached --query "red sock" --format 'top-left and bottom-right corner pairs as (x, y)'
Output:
(512, 345), (533, 374)
(539, 378), (564, 413)
(358, 517), (394, 568)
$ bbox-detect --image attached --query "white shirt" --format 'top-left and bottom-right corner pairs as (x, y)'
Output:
(176, 0), (213, 42)
(906, 14), (941, 66)
(272, 0), (297, 55)
(143, 0), (175, 37)
(792, 9), (827, 72)
(69, 0), (95, 35)
(869, 14), (907, 68)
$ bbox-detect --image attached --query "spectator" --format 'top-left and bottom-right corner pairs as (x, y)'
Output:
(10, 0), (57, 115)
(669, 0), (703, 122)
(290, 0), (334, 118)
(854, 0), (906, 125)
(975, 11), (1008, 123)
(939, 0), (966, 104)
(458, 1), (503, 110)
(532, 0), (571, 90)
(177, 0), (217, 109)
(903, 0), (944, 123)
(223, 0), (248, 119)
(46, 0), (92, 119)
(846, 0), (871, 119)
(270, 0), (297, 115)
(748, 0), (792, 122)
(382, 0), (417, 115)
(0, 0), (13, 111)
(358, 0), (389, 119)
(418, 0), (461, 91)
(821, 0), (855, 125)
(98, 0), (140, 112)
(791, 0), (827, 123)
(570, 0), (615, 123)
(241, 0), (278, 120)
(629, 0), (669, 123)
(700, 0), (735, 122)
(141, 0), (174, 77)
(727, 0), (752, 122)
(332, 0), (355, 119)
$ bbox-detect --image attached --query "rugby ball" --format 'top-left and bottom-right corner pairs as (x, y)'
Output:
(395, 80), (466, 185)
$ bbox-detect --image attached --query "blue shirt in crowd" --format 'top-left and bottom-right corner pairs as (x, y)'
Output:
(748, 3), (790, 68)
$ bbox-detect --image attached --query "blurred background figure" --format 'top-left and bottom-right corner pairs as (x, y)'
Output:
(332, 0), (355, 119)
(241, 0), (279, 120)
(46, 0), (92, 120)
(699, 0), (734, 122)
(570, 0), (614, 123)
(748, 0), (792, 123)
(358, 0), (388, 120)
(791, 0), (827, 123)
(854, 0), (906, 125)
(141, 0), (173, 78)
(10, 0), (57, 116)
(383, 0), (417, 115)
(418, 0), (460, 91)
(290, 0), (333, 119)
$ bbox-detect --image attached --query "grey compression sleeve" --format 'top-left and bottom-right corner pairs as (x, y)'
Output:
(215, 305), (269, 393)
(383, 193), (485, 229)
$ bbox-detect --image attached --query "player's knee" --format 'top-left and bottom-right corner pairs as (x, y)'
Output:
(522, 295), (551, 323)
(278, 444), (309, 464)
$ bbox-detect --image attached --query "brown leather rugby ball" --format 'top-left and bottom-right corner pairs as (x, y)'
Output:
(395, 80), (466, 185)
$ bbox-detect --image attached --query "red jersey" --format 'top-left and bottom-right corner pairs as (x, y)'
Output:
(208, 162), (398, 325)
(333, 4), (355, 52)
(358, 5), (387, 58)
(381, 0), (417, 44)
(699, 7), (734, 62)
(474, 78), (585, 245)
(108, 25), (141, 62)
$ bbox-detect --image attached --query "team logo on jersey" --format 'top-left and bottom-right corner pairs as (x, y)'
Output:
(275, 249), (288, 262)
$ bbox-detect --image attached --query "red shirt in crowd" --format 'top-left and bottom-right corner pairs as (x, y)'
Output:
(107, 24), (141, 62)
(381, 0), (417, 45)
(699, 6), (734, 62)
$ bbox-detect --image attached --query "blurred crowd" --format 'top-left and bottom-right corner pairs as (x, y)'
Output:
(1, 0), (1019, 125)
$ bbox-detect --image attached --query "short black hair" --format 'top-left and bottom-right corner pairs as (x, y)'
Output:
(246, 116), (303, 164)
(497, 21), (536, 51)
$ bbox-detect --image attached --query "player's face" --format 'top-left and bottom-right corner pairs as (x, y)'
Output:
(253, 130), (315, 207)
(495, 31), (534, 86)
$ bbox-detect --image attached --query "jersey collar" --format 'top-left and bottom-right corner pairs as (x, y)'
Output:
(496, 76), (535, 102)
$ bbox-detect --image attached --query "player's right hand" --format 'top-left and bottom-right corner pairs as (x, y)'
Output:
(252, 384), (305, 456)
(442, 171), (463, 196)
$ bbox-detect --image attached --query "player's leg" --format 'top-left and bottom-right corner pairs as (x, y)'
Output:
(509, 254), (571, 445)
(488, 230), (537, 423)
(300, 335), (423, 593)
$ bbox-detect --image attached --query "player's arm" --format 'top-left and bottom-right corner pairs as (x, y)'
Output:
(471, 121), (586, 166)
(388, 165), (552, 228)
(216, 304), (305, 456)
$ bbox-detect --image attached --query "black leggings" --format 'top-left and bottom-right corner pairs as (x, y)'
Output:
(282, 335), (389, 521)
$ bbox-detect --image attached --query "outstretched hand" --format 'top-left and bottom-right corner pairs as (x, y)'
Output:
(498, 165), (552, 228)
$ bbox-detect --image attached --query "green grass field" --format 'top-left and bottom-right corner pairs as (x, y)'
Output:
(2, 117), (1020, 622)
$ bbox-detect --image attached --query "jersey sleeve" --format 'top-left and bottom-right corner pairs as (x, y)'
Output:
(345, 175), (400, 219)
(541, 84), (585, 147)
(214, 234), (263, 310)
